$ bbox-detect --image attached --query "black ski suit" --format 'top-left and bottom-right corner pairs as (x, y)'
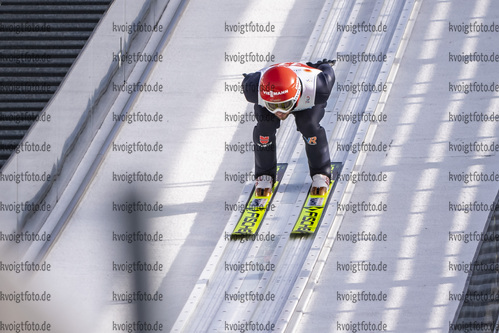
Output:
(242, 62), (335, 183)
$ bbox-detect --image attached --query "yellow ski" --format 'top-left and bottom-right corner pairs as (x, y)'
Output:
(291, 162), (342, 235)
(231, 163), (287, 237)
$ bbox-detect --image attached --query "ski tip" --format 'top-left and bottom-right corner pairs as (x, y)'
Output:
(290, 230), (314, 236)
(230, 233), (255, 239)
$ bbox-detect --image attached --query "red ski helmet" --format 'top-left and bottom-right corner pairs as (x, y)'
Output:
(259, 66), (301, 113)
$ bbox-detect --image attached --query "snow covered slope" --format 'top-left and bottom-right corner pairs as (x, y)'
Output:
(2, 0), (498, 332)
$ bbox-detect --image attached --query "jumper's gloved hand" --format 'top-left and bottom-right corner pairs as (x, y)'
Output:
(306, 59), (336, 68)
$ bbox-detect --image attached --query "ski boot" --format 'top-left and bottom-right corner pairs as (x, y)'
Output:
(310, 174), (330, 196)
(255, 175), (273, 197)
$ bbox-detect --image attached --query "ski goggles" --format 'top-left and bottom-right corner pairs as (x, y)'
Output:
(265, 100), (295, 113)
(264, 83), (301, 114)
